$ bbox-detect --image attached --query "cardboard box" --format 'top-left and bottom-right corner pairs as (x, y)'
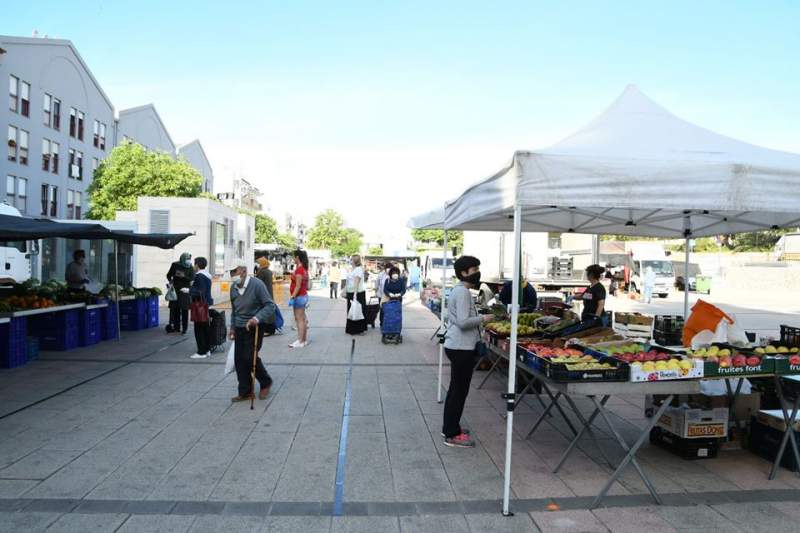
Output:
(692, 392), (761, 424)
(615, 312), (654, 326)
(657, 406), (729, 439)
(755, 409), (800, 433)
(630, 358), (704, 382)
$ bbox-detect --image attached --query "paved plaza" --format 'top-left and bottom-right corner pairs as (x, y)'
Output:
(2, 292), (800, 532)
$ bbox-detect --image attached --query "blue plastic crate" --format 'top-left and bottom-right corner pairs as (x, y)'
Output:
(101, 302), (119, 340)
(26, 336), (40, 361)
(119, 298), (147, 331)
(146, 296), (159, 328)
(79, 308), (102, 347)
(29, 310), (81, 351)
(0, 318), (27, 368)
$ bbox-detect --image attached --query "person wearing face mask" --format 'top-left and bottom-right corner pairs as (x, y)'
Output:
(166, 252), (195, 334)
(228, 260), (277, 402)
(65, 249), (90, 291)
(382, 266), (406, 300)
(442, 255), (493, 448)
(189, 257), (213, 359)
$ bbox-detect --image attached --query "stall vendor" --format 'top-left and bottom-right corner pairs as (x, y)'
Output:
(65, 249), (89, 290)
(579, 264), (606, 322)
(498, 278), (538, 310)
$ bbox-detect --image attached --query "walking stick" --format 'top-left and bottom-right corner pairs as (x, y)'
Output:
(251, 323), (259, 410)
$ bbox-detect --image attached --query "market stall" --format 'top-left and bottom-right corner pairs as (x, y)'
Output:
(0, 214), (191, 367)
(413, 85), (800, 514)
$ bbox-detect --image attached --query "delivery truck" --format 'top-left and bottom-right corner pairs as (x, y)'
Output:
(0, 203), (37, 284)
(600, 241), (675, 298)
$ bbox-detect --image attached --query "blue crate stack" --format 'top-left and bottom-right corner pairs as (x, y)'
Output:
(146, 296), (159, 328)
(79, 307), (102, 346)
(119, 299), (147, 331)
(26, 337), (40, 361)
(101, 302), (119, 340)
(30, 310), (80, 351)
(0, 318), (27, 368)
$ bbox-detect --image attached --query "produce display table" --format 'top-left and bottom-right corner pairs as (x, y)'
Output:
(768, 375), (800, 480)
(0, 302), (86, 318)
(86, 303), (109, 310)
(485, 343), (700, 508)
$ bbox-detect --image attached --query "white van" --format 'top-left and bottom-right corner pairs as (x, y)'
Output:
(0, 203), (35, 284)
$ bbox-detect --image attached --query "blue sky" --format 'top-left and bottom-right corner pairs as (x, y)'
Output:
(6, 1), (799, 244)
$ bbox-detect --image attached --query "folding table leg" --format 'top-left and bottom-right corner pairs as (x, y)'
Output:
(526, 391), (560, 439)
(591, 396), (661, 504)
(542, 384), (578, 436)
(554, 395), (612, 473)
(591, 394), (674, 508)
(769, 377), (800, 480)
(477, 353), (503, 389)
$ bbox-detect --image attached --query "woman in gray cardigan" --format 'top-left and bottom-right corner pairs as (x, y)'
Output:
(442, 255), (492, 448)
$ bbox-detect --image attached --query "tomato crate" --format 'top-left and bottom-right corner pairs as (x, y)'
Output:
(0, 318), (27, 368)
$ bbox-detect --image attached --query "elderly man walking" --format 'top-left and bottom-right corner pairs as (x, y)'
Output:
(228, 260), (277, 402)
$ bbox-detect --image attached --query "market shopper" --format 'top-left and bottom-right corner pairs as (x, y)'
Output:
(329, 261), (342, 299)
(580, 264), (607, 323)
(498, 278), (538, 310)
(383, 266), (406, 299)
(189, 257), (213, 359)
(229, 260), (276, 402)
(377, 262), (393, 326)
(408, 262), (421, 293)
(256, 257), (274, 299)
(643, 266), (656, 304)
(288, 250), (310, 348)
(166, 252), (194, 334)
(65, 249), (89, 290)
(442, 255), (493, 448)
(345, 255), (368, 335)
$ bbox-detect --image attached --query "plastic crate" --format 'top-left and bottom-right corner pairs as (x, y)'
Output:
(29, 310), (81, 351)
(146, 296), (159, 328)
(781, 325), (800, 349)
(649, 427), (721, 459)
(26, 336), (40, 361)
(101, 302), (119, 340)
(749, 417), (800, 472)
(0, 318), (27, 368)
(79, 308), (102, 347)
(119, 298), (147, 331)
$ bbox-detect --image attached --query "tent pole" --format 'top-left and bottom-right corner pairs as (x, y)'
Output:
(437, 230), (448, 403)
(114, 239), (121, 341)
(683, 237), (690, 319)
(592, 234), (600, 265)
(502, 203), (522, 516)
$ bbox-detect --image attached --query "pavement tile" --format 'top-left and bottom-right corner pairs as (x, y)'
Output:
(189, 514), (265, 533)
(592, 506), (677, 533)
(332, 515), (400, 533)
(124, 500), (177, 514)
(656, 504), (742, 530)
(269, 501), (323, 516)
(0, 449), (82, 479)
(45, 512), (129, 533)
(399, 513), (469, 533)
(0, 479), (39, 498)
(22, 498), (79, 513)
(710, 502), (798, 533)
(171, 500), (226, 515)
(222, 501), (272, 516)
(466, 512), (541, 533)
(366, 501), (416, 516)
(262, 515), (332, 533)
(117, 513), (196, 533)
(0, 511), (62, 533)
(530, 510), (609, 532)
(75, 498), (128, 513)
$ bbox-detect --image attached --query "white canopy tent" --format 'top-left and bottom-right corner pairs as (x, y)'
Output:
(416, 85), (800, 515)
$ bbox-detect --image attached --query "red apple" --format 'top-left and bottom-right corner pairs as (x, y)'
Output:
(655, 353), (670, 361)
(746, 356), (761, 367)
(732, 355), (747, 368)
(789, 355), (800, 365)
(634, 353), (645, 362)
(719, 356), (731, 368)
(706, 355), (719, 363)
(644, 352), (656, 362)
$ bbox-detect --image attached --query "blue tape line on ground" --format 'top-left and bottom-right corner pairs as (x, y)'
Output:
(333, 338), (355, 516)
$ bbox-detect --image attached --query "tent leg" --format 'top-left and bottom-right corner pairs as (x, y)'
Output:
(115, 240), (121, 341)
(683, 237), (690, 318)
(502, 204), (522, 516)
(437, 230), (448, 403)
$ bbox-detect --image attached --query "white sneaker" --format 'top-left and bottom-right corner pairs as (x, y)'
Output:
(190, 353), (208, 359)
(289, 340), (302, 348)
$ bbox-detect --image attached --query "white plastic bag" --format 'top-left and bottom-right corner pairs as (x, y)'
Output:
(224, 342), (235, 377)
(700, 378), (752, 396)
(690, 313), (750, 349)
(348, 296), (364, 321)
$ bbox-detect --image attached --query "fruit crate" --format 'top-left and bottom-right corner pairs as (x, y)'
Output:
(691, 343), (776, 378)
(101, 302), (118, 340)
(79, 308), (102, 347)
(531, 352), (629, 382)
(781, 325), (800, 348)
(29, 309), (81, 351)
(146, 296), (159, 328)
(649, 427), (721, 459)
(0, 318), (27, 368)
(583, 342), (701, 382)
(119, 298), (147, 331)
(542, 314), (610, 340)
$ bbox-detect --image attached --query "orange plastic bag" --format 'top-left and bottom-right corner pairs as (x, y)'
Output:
(682, 299), (733, 347)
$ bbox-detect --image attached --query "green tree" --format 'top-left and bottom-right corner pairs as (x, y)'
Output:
(411, 229), (463, 252)
(87, 142), (203, 219)
(368, 245), (384, 255)
(278, 233), (296, 248)
(306, 209), (363, 256)
(333, 228), (363, 257)
(253, 213), (280, 243)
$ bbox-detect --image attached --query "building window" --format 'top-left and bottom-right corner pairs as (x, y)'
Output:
(67, 189), (74, 219)
(6, 175), (15, 207)
(76, 150), (83, 179)
(42, 139), (51, 171)
(77, 111), (85, 141)
(9, 75), (18, 112)
(99, 123), (106, 150)
(43, 94), (52, 126)
(69, 149), (83, 179)
(52, 142), (59, 174)
(93, 120), (99, 148)
(53, 98), (61, 130)
(75, 191), (82, 219)
(40, 184), (49, 216)
(20, 81), (30, 117)
(92, 157), (99, 173)
(7, 125), (17, 162)
(49, 185), (58, 216)
(69, 108), (77, 137)
(18, 130), (28, 165)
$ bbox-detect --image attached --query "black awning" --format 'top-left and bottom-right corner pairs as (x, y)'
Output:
(0, 214), (192, 249)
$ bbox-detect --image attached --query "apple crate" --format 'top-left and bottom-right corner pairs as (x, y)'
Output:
(656, 405), (728, 439)
(694, 343), (776, 378)
(649, 426), (722, 459)
(629, 358), (704, 382)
